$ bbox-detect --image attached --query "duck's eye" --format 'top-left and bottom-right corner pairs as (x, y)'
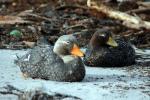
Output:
(99, 33), (106, 37)
(62, 41), (71, 45)
(65, 41), (71, 45)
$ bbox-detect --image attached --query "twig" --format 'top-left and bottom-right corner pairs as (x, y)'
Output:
(55, 4), (89, 10)
(18, 12), (52, 22)
(0, 16), (31, 25)
(65, 24), (86, 29)
(123, 30), (144, 37)
(127, 8), (150, 14)
(138, 43), (150, 48)
(137, 2), (150, 8)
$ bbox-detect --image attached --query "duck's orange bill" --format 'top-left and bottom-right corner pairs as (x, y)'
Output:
(71, 44), (84, 57)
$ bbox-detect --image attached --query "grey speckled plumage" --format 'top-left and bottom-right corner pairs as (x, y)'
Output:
(15, 35), (85, 82)
(83, 29), (136, 67)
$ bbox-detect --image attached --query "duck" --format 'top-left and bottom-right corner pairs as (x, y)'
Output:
(15, 35), (85, 82)
(83, 29), (136, 67)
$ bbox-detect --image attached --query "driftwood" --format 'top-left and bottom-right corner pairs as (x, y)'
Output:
(87, 0), (150, 30)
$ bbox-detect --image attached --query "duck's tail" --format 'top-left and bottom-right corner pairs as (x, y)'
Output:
(14, 54), (20, 65)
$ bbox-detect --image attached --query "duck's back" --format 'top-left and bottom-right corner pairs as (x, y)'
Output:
(84, 39), (135, 67)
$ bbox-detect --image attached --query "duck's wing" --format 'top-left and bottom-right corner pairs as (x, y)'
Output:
(14, 45), (62, 78)
(39, 55), (85, 81)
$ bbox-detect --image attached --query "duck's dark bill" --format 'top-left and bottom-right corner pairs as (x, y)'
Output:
(106, 37), (118, 47)
(71, 44), (84, 57)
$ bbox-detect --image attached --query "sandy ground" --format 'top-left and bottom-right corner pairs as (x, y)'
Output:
(0, 49), (150, 100)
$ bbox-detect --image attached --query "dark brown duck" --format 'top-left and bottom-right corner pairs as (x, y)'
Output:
(83, 29), (136, 67)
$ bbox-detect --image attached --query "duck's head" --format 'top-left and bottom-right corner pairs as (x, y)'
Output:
(53, 35), (84, 57)
(90, 29), (118, 48)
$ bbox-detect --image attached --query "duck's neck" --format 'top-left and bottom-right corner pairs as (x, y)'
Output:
(61, 55), (77, 64)
(90, 37), (105, 49)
